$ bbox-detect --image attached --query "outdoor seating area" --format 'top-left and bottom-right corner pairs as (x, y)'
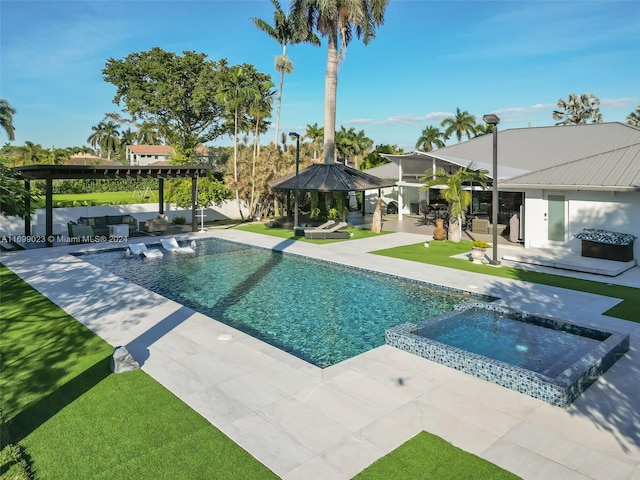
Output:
(68, 214), (138, 241)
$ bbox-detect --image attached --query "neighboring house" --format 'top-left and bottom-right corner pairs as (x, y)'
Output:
(365, 122), (640, 259)
(68, 153), (119, 166)
(126, 145), (175, 166)
(126, 145), (212, 166)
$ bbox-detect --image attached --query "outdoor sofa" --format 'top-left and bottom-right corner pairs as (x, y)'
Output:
(67, 214), (138, 241)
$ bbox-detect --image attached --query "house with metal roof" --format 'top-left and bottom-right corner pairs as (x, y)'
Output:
(366, 122), (640, 260)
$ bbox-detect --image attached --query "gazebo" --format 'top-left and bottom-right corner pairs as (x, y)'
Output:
(14, 164), (209, 247)
(269, 163), (396, 223)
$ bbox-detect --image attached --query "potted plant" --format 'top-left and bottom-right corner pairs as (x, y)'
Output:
(470, 239), (491, 264)
(421, 163), (489, 243)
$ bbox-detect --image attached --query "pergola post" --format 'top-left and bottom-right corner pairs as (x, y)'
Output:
(24, 180), (31, 236)
(158, 179), (164, 215)
(191, 175), (198, 232)
(45, 178), (53, 247)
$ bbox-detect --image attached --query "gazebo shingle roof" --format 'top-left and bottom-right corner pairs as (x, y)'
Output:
(269, 163), (395, 192)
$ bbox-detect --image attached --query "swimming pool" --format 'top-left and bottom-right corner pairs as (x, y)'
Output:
(78, 238), (485, 367)
(386, 302), (630, 406)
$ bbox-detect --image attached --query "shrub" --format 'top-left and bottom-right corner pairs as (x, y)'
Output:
(471, 239), (491, 248)
(172, 216), (187, 225)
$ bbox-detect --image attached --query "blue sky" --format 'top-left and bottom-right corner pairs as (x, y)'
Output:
(1, 0), (638, 152)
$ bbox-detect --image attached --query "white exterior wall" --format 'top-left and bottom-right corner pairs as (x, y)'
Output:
(523, 189), (640, 260)
(0, 200), (248, 236)
(364, 185), (425, 214)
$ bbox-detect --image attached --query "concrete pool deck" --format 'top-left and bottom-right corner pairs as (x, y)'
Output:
(1, 229), (639, 480)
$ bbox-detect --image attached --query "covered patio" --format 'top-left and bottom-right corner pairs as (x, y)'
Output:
(13, 164), (209, 247)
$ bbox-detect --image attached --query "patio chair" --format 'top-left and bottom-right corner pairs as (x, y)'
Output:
(127, 243), (163, 258)
(304, 222), (350, 239)
(161, 237), (196, 254)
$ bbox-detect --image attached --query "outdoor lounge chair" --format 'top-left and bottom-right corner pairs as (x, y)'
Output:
(299, 220), (336, 232)
(161, 237), (196, 254)
(127, 243), (163, 258)
(304, 222), (350, 239)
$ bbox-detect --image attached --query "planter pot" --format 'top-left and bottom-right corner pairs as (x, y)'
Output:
(433, 218), (446, 241)
(471, 247), (486, 264)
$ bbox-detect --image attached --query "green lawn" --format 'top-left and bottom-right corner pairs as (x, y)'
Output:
(0, 265), (277, 480)
(354, 431), (519, 480)
(234, 222), (391, 243)
(372, 240), (639, 322)
(0, 263), (522, 479)
(34, 190), (158, 208)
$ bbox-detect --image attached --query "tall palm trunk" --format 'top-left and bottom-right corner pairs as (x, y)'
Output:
(323, 25), (339, 165)
(233, 107), (244, 220)
(273, 44), (286, 145)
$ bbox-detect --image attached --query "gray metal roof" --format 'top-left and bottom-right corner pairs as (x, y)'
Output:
(501, 143), (640, 191)
(375, 123), (640, 189)
(269, 163), (395, 192)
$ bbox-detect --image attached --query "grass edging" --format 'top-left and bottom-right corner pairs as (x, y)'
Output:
(371, 240), (639, 322)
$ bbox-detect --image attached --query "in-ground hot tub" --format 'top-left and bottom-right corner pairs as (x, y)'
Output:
(386, 302), (629, 407)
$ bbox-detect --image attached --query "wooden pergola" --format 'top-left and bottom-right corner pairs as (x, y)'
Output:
(14, 164), (210, 247)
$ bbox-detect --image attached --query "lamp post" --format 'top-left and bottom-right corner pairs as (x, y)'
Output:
(482, 113), (500, 266)
(289, 132), (301, 230)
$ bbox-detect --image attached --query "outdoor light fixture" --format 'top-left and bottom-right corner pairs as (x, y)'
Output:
(289, 132), (301, 229)
(483, 114), (500, 265)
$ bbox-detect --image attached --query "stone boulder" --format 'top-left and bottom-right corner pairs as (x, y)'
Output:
(110, 346), (140, 374)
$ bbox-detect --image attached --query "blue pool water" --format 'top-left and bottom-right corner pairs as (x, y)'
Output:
(79, 239), (478, 367)
(417, 307), (604, 377)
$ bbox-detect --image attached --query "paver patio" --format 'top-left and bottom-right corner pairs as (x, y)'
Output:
(1, 228), (638, 479)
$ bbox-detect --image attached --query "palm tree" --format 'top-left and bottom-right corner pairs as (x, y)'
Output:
(87, 121), (121, 161)
(305, 122), (323, 160)
(415, 126), (445, 151)
(626, 105), (640, 127)
(421, 163), (489, 243)
(552, 93), (602, 125)
(19, 141), (45, 165)
(0, 99), (16, 141)
(253, 0), (320, 145)
(440, 108), (477, 143)
(136, 121), (160, 145)
(292, 0), (389, 165)
(473, 123), (494, 137)
(216, 65), (262, 219)
(248, 78), (276, 216)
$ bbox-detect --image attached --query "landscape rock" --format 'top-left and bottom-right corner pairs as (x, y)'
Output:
(110, 346), (140, 374)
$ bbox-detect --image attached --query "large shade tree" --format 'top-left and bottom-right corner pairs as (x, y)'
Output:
(102, 48), (227, 161)
(291, 0), (389, 165)
(0, 99), (16, 141)
(441, 108), (477, 143)
(552, 93), (602, 125)
(253, 0), (320, 144)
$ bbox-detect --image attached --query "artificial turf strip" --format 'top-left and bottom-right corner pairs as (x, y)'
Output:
(371, 240), (640, 323)
(354, 431), (521, 480)
(0, 266), (278, 480)
(234, 222), (390, 242)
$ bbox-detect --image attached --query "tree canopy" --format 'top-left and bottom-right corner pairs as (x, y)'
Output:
(552, 93), (602, 125)
(103, 48), (229, 159)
